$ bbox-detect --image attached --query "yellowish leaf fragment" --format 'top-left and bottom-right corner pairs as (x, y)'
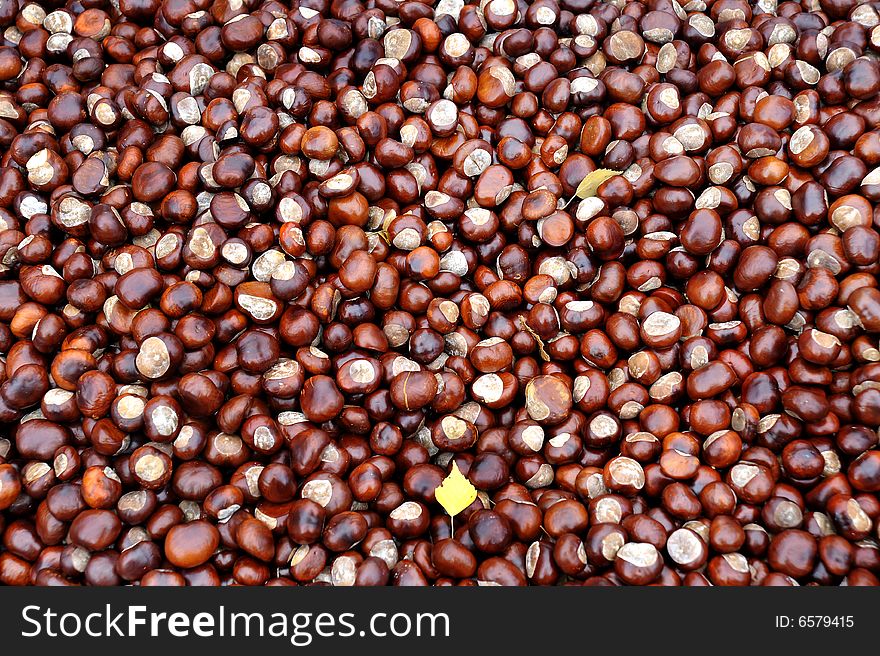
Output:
(518, 315), (550, 362)
(574, 168), (622, 200)
(434, 462), (478, 517)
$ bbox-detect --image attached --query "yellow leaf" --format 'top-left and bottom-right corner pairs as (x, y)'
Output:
(434, 462), (478, 517)
(573, 168), (622, 200)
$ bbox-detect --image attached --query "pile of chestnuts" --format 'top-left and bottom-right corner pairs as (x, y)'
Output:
(0, 0), (880, 586)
